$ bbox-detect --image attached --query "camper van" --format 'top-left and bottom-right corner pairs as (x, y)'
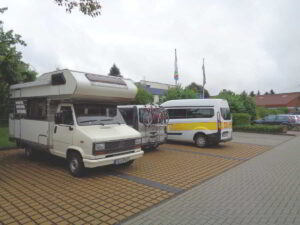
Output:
(161, 99), (232, 147)
(118, 105), (167, 150)
(9, 69), (144, 176)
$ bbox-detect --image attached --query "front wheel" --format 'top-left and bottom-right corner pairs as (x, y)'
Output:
(195, 134), (207, 148)
(68, 152), (85, 177)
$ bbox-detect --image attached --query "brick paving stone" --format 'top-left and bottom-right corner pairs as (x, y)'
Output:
(123, 135), (300, 225)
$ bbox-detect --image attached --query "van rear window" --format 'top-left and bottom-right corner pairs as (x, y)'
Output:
(221, 108), (231, 120)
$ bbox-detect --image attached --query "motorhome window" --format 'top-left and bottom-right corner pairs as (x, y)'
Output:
(85, 74), (126, 86)
(186, 108), (214, 118)
(27, 99), (47, 120)
(51, 73), (66, 85)
(168, 109), (187, 119)
(60, 106), (74, 125)
(220, 108), (231, 120)
(119, 108), (134, 126)
(74, 104), (124, 126)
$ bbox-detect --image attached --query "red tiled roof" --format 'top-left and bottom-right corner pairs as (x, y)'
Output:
(255, 92), (300, 107)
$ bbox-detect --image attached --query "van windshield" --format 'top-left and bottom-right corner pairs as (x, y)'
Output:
(221, 108), (231, 120)
(74, 104), (125, 126)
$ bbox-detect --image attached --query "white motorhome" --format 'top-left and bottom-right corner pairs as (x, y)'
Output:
(118, 105), (167, 150)
(9, 69), (144, 176)
(161, 99), (232, 147)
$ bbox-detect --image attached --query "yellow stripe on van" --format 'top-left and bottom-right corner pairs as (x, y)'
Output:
(168, 122), (232, 131)
(168, 122), (218, 131)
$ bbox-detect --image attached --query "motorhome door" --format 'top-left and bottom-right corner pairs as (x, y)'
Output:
(53, 105), (74, 157)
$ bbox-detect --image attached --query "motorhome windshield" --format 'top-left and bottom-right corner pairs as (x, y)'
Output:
(74, 104), (125, 126)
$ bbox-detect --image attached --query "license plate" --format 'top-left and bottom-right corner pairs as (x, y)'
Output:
(114, 157), (130, 165)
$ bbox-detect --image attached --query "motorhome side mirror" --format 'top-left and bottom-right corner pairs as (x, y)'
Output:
(55, 113), (62, 124)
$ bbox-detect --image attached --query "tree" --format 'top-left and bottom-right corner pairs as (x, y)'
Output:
(249, 91), (255, 97)
(217, 89), (256, 120)
(257, 91), (260, 96)
(134, 86), (154, 104)
(108, 64), (122, 77)
(160, 86), (197, 102)
(186, 82), (210, 98)
(54, 0), (101, 17)
(270, 89), (275, 94)
(264, 91), (269, 95)
(0, 8), (36, 123)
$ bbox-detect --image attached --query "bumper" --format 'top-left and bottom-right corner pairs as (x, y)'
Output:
(83, 150), (144, 168)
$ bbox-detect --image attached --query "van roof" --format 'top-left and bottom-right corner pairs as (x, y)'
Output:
(161, 99), (229, 107)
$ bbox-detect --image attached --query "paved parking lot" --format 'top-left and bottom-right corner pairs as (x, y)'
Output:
(0, 134), (286, 225)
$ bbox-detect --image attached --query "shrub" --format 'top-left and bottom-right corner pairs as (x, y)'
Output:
(233, 113), (251, 126)
(234, 124), (286, 134)
(256, 106), (289, 119)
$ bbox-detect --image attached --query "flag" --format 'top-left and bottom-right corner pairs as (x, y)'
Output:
(202, 58), (206, 86)
(174, 49), (179, 81)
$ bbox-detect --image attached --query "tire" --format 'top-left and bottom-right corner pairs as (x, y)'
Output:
(121, 160), (134, 167)
(68, 152), (85, 177)
(25, 146), (35, 159)
(195, 134), (207, 148)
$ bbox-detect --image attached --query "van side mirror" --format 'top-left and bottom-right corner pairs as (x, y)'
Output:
(55, 113), (62, 124)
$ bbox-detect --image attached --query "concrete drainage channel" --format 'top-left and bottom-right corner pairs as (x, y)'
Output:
(0, 137), (281, 225)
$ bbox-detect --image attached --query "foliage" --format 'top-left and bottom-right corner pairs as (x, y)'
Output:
(249, 91), (255, 97)
(232, 113), (250, 126)
(0, 8), (36, 122)
(185, 82), (210, 98)
(108, 64), (122, 77)
(257, 90), (260, 96)
(160, 86), (197, 103)
(54, 0), (101, 17)
(256, 106), (289, 119)
(270, 89), (275, 94)
(234, 124), (286, 134)
(0, 126), (15, 148)
(217, 89), (256, 120)
(134, 86), (154, 104)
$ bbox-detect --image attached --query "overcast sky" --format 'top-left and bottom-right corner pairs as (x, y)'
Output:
(1, 0), (300, 95)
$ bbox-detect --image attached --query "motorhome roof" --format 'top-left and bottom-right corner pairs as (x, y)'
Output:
(161, 99), (229, 107)
(10, 69), (137, 103)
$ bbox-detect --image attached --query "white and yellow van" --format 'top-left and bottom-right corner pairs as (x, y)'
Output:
(161, 99), (232, 147)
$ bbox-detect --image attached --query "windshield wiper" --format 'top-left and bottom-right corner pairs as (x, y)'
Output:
(80, 119), (98, 123)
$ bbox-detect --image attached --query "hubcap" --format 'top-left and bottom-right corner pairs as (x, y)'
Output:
(25, 148), (32, 157)
(70, 158), (79, 172)
(197, 137), (205, 146)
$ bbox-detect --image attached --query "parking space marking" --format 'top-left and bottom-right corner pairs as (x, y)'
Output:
(160, 147), (248, 161)
(110, 171), (184, 194)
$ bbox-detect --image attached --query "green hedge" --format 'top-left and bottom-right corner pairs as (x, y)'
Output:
(234, 124), (286, 134)
(232, 113), (251, 126)
(256, 106), (289, 119)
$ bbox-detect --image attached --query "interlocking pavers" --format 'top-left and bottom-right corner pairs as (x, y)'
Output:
(0, 135), (281, 225)
(122, 135), (300, 225)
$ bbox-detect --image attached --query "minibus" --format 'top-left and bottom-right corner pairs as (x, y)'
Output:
(161, 99), (232, 147)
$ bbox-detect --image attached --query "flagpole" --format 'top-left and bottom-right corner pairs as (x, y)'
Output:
(202, 58), (205, 99)
(174, 49), (178, 86)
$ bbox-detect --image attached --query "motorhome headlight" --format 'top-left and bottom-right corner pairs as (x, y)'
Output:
(135, 138), (142, 145)
(94, 143), (105, 151)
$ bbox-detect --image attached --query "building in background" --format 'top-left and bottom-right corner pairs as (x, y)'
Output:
(136, 80), (176, 103)
(255, 92), (300, 112)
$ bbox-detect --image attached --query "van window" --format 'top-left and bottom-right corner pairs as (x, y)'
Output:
(60, 106), (74, 125)
(220, 108), (231, 120)
(186, 108), (214, 118)
(168, 109), (186, 119)
(119, 108), (134, 126)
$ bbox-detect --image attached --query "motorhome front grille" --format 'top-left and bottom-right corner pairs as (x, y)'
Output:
(105, 139), (136, 150)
